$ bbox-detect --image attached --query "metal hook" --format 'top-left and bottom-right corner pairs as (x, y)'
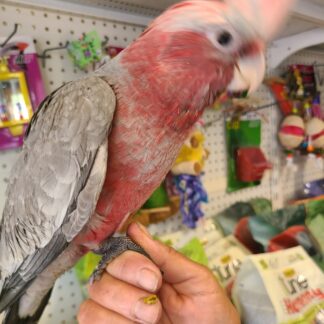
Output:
(101, 36), (109, 47)
(37, 41), (70, 68)
(1, 23), (19, 48)
(203, 101), (281, 129)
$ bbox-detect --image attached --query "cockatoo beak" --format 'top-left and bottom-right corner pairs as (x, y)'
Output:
(226, 0), (296, 94)
(227, 50), (265, 94)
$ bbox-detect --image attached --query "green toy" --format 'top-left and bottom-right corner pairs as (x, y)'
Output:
(142, 184), (170, 209)
(68, 31), (102, 69)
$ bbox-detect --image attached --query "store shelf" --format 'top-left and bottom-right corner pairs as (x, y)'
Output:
(268, 27), (324, 70)
(267, 0), (324, 69)
(294, 0), (324, 25)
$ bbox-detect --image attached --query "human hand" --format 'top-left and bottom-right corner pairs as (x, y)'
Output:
(78, 222), (240, 324)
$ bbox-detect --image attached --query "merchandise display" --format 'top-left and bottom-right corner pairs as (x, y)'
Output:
(0, 35), (45, 149)
(269, 63), (324, 167)
(0, 0), (323, 323)
(233, 247), (324, 324)
(68, 31), (103, 70)
(226, 117), (271, 192)
(171, 128), (209, 228)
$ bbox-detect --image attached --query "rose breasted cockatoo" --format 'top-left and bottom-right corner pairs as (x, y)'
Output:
(0, 0), (294, 322)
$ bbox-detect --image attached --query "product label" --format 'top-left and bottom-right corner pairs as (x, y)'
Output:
(209, 235), (250, 291)
(252, 247), (324, 323)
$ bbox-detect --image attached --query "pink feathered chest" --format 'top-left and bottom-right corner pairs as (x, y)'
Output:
(86, 107), (188, 244)
(77, 30), (234, 244)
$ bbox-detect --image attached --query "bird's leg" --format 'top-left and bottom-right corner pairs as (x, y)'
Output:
(89, 236), (149, 284)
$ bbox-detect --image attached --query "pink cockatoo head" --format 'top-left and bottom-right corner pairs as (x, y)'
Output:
(127, 0), (295, 95)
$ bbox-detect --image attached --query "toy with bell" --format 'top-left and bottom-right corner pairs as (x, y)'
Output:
(278, 115), (305, 167)
(292, 65), (304, 98)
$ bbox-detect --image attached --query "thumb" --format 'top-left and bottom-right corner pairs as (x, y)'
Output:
(127, 222), (213, 291)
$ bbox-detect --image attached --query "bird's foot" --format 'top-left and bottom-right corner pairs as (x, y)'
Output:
(89, 236), (149, 284)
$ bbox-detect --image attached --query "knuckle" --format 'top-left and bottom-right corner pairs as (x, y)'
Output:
(108, 251), (142, 274)
(164, 244), (178, 259)
(158, 244), (177, 269)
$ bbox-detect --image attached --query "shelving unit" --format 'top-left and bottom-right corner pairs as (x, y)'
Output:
(0, 0), (323, 323)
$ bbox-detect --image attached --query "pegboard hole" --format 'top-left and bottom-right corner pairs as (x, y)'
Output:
(1, 6), (5, 11)
(92, 21), (96, 25)
(57, 15), (61, 20)
(46, 41), (51, 45)
(58, 28), (62, 33)
(16, 8), (21, 13)
(81, 19), (85, 23)
(70, 30), (74, 35)
(69, 17), (73, 21)
(2, 21), (7, 26)
(44, 13), (47, 17)
(45, 27), (49, 32)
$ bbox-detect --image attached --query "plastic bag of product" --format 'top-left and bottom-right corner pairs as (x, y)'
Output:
(157, 218), (224, 266)
(232, 246), (324, 324)
(208, 235), (251, 295)
(305, 200), (324, 258)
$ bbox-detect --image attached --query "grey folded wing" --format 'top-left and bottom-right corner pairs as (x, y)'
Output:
(0, 76), (116, 310)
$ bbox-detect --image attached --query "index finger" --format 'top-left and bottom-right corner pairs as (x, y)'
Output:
(127, 223), (217, 294)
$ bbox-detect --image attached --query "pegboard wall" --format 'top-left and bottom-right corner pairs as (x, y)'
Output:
(0, 1), (323, 323)
(0, 0), (145, 93)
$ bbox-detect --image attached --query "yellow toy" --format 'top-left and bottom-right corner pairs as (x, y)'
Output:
(171, 130), (209, 175)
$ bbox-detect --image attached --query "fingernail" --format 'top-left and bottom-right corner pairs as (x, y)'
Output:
(137, 268), (159, 291)
(134, 295), (159, 324)
(136, 222), (152, 238)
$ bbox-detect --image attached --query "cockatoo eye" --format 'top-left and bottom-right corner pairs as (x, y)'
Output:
(217, 31), (233, 46)
(208, 25), (240, 55)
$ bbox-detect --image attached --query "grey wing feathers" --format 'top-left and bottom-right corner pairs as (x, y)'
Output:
(0, 76), (116, 296)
